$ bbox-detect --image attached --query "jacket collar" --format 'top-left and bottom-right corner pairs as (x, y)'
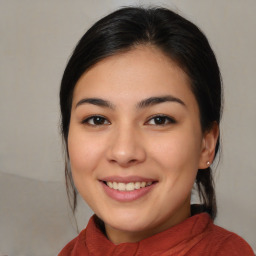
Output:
(79, 213), (213, 256)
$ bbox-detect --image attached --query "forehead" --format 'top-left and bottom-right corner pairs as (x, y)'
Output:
(72, 46), (196, 109)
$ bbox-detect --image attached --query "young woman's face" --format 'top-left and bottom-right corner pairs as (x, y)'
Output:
(68, 46), (210, 244)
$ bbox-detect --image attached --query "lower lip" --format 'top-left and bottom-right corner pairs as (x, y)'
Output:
(101, 182), (157, 202)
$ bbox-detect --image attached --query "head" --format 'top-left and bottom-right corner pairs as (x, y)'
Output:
(60, 6), (222, 242)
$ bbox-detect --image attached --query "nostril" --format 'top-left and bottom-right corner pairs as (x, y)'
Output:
(109, 158), (138, 166)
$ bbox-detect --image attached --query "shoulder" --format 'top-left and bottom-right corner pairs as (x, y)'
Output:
(203, 223), (254, 255)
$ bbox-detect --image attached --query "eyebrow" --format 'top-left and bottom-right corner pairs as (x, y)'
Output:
(75, 95), (186, 109)
(75, 98), (115, 109)
(136, 95), (186, 109)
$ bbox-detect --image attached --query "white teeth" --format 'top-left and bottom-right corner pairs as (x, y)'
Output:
(113, 182), (118, 190)
(141, 181), (146, 188)
(107, 181), (113, 188)
(126, 182), (135, 191)
(118, 183), (126, 191)
(105, 181), (153, 191)
(134, 182), (140, 189)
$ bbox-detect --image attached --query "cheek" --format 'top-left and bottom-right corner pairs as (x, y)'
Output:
(67, 128), (104, 175)
(149, 129), (202, 175)
(151, 133), (201, 205)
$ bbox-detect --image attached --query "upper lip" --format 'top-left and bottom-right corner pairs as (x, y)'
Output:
(100, 176), (157, 183)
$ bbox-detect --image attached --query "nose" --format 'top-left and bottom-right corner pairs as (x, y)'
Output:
(106, 125), (146, 167)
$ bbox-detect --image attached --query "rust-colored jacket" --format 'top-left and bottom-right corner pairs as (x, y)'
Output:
(59, 213), (254, 255)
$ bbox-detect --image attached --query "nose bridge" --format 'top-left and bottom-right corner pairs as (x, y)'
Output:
(107, 122), (146, 166)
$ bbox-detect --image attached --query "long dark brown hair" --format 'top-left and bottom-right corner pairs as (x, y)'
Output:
(60, 6), (222, 220)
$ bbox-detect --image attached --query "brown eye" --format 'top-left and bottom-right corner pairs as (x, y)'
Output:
(82, 115), (110, 126)
(146, 115), (176, 126)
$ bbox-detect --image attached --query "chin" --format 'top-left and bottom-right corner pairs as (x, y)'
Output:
(103, 210), (151, 232)
(110, 220), (150, 233)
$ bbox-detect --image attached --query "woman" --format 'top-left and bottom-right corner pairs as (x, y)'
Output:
(58, 7), (254, 255)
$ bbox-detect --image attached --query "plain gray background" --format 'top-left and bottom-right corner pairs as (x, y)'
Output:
(0, 0), (255, 255)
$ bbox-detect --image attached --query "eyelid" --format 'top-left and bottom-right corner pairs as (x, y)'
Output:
(81, 115), (111, 126)
(145, 114), (176, 125)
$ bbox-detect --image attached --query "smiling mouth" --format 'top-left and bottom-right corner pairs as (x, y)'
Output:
(102, 181), (156, 191)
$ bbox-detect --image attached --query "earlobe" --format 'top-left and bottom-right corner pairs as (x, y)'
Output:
(199, 122), (219, 169)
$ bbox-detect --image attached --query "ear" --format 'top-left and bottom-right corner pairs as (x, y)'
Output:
(199, 122), (219, 169)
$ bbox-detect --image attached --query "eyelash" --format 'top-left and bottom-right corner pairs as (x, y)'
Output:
(82, 115), (111, 126)
(81, 114), (176, 126)
(145, 114), (176, 126)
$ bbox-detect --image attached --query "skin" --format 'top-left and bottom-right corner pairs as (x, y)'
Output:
(68, 46), (218, 244)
